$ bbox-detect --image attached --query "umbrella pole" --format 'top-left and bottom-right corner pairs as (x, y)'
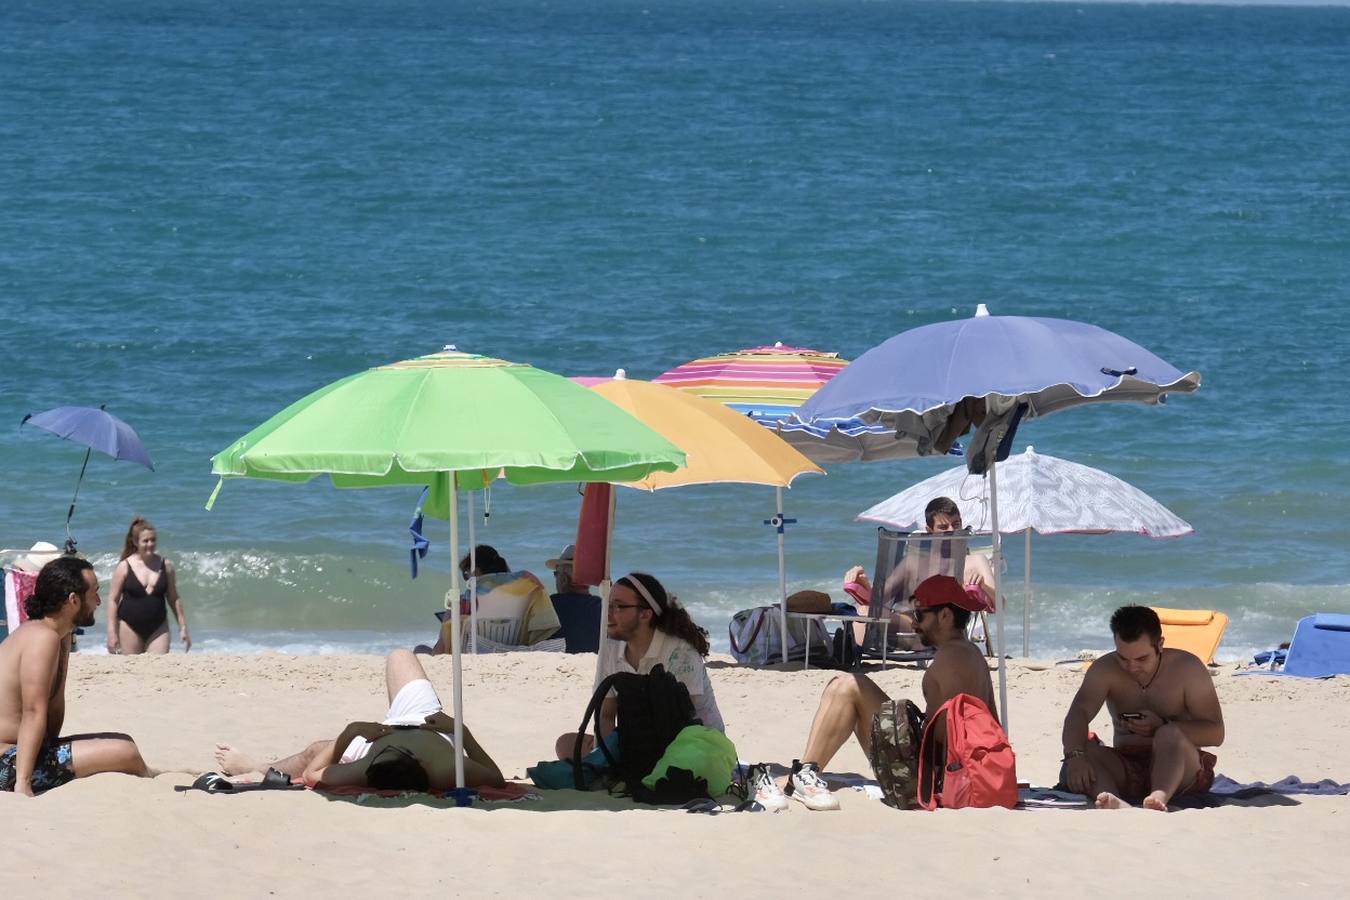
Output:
(64, 447), (93, 553)
(468, 491), (478, 655)
(990, 459), (1009, 735)
(448, 478), (467, 795)
(595, 484), (616, 679)
(1023, 528), (1032, 658)
(776, 486), (788, 665)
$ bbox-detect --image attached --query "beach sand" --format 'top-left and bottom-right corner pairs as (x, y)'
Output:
(5, 652), (1348, 898)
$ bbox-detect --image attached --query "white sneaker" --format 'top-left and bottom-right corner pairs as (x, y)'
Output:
(746, 764), (789, 812)
(787, 760), (840, 811)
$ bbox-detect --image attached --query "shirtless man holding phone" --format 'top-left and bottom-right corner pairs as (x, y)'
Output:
(1061, 605), (1225, 811)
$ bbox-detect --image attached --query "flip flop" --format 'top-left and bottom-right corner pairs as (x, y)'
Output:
(176, 772), (235, 794)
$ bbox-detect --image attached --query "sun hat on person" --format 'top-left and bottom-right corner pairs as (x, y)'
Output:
(913, 574), (992, 613)
(15, 541), (61, 574)
(545, 544), (577, 570)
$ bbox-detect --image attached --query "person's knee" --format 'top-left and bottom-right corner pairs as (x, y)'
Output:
(387, 648), (418, 669)
(1153, 723), (1191, 753)
(823, 673), (861, 702)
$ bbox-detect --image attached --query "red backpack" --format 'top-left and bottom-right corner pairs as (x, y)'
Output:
(917, 693), (1018, 810)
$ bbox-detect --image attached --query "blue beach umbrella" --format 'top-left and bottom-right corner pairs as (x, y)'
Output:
(21, 404), (155, 553)
(792, 306), (1202, 728)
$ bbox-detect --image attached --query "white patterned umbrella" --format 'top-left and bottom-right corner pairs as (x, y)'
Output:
(857, 446), (1192, 654)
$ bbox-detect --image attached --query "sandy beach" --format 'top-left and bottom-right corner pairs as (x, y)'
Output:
(4, 651), (1347, 899)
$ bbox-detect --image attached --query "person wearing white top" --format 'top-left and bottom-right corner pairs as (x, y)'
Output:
(554, 573), (724, 760)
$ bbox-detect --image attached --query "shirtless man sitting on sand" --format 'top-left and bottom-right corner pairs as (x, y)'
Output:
(213, 649), (504, 792)
(781, 574), (998, 811)
(1, 556), (151, 796)
(1062, 604), (1224, 811)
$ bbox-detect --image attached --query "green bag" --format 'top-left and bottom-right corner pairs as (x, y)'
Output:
(638, 725), (738, 801)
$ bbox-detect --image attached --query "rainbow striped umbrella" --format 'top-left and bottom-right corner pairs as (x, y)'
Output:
(655, 343), (916, 464)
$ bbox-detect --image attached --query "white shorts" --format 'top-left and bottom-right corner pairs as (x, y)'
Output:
(338, 679), (448, 764)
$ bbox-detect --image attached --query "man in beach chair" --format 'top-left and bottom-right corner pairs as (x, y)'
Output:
(846, 497), (996, 651)
(1061, 605), (1225, 811)
(1, 556), (152, 796)
(782, 575), (997, 811)
(214, 649), (505, 792)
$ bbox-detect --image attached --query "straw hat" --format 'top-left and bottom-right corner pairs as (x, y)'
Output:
(15, 541), (61, 574)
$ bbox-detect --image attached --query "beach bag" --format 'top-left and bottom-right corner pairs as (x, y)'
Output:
(868, 698), (926, 809)
(637, 725), (738, 804)
(728, 605), (831, 666)
(917, 693), (1017, 810)
(573, 665), (698, 796)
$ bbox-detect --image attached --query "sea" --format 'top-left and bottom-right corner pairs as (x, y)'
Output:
(3, 0), (1348, 662)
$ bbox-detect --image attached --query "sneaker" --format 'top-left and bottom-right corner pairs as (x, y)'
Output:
(746, 763), (789, 813)
(786, 760), (839, 811)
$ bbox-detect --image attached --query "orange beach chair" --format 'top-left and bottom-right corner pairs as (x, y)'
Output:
(1152, 606), (1229, 665)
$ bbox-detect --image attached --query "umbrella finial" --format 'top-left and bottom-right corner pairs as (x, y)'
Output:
(443, 344), (457, 351)
(975, 303), (991, 317)
(614, 368), (627, 380)
(773, 341), (783, 348)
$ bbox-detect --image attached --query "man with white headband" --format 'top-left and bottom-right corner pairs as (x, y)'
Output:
(554, 572), (724, 761)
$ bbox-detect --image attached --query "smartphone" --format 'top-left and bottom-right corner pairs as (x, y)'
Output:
(1119, 712), (1144, 720)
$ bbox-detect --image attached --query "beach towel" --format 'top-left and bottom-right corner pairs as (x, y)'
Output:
(4, 569), (37, 634)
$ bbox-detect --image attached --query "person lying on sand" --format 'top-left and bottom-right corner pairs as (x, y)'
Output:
(1061, 605), (1224, 811)
(1, 556), (152, 796)
(781, 575), (998, 812)
(214, 649), (504, 792)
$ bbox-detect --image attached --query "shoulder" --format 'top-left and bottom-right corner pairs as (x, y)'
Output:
(1164, 648), (1211, 681)
(163, 558), (176, 574)
(13, 623), (61, 658)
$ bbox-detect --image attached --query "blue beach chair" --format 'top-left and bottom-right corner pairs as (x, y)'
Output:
(1282, 614), (1350, 678)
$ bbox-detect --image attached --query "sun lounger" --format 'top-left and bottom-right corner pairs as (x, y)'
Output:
(1281, 613), (1350, 678)
(1152, 607), (1229, 665)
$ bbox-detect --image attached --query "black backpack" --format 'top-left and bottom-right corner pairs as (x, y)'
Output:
(572, 664), (699, 800)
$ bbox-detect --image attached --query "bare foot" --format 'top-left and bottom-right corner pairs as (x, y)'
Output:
(214, 743), (262, 777)
(1095, 792), (1130, 809)
(1141, 791), (1170, 812)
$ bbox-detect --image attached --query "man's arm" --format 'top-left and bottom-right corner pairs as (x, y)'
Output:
(1173, 658), (1224, 748)
(597, 696), (618, 739)
(301, 741), (341, 784)
(45, 639), (68, 739)
(1061, 660), (1111, 754)
(920, 664), (944, 720)
(14, 633), (61, 796)
(1060, 660), (1112, 794)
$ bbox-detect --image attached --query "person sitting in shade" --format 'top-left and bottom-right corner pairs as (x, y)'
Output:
(778, 574), (997, 812)
(554, 572), (724, 760)
(545, 544), (602, 654)
(213, 649), (505, 792)
(844, 496), (996, 646)
(415, 545), (561, 654)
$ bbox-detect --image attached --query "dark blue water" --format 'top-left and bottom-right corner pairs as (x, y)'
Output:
(3, 1), (1348, 658)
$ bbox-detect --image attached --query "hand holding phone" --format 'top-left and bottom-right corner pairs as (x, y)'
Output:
(1119, 712), (1144, 720)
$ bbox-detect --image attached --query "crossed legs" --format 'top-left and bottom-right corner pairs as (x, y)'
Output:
(1092, 725), (1205, 811)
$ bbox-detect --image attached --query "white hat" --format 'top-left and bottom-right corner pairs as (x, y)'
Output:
(15, 541), (61, 574)
(545, 544), (577, 570)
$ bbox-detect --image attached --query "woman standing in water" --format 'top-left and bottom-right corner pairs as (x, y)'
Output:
(106, 517), (191, 654)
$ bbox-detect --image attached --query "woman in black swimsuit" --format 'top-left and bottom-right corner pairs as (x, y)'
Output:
(106, 517), (192, 654)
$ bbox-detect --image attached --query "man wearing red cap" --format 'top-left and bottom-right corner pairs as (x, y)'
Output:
(781, 574), (997, 811)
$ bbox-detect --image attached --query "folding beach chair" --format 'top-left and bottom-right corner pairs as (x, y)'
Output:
(858, 527), (974, 659)
(1282, 614), (1350, 678)
(1152, 607), (1229, 665)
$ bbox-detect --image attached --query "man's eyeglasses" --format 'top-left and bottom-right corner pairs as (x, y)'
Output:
(609, 603), (643, 612)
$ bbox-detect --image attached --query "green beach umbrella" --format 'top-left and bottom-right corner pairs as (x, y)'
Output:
(207, 347), (686, 798)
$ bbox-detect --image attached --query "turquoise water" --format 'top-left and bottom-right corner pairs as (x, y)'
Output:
(3, 1), (1348, 660)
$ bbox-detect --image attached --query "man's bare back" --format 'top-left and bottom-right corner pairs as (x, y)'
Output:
(923, 637), (998, 721)
(0, 625), (66, 749)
